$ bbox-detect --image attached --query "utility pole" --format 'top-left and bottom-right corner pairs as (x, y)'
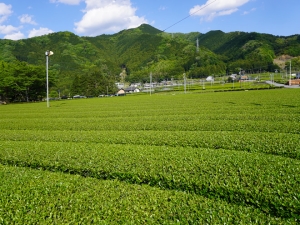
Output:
(150, 72), (152, 96)
(289, 60), (292, 86)
(183, 73), (186, 94)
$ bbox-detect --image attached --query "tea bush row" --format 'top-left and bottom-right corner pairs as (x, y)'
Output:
(1, 118), (299, 135)
(0, 141), (299, 219)
(1, 164), (295, 224)
(0, 89), (299, 222)
(1, 129), (299, 159)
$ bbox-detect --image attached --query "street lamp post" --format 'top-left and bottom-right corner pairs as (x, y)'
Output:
(45, 50), (53, 107)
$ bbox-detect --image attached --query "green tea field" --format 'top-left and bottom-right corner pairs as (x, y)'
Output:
(0, 88), (299, 224)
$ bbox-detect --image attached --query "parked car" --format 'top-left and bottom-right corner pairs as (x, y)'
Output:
(73, 95), (86, 99)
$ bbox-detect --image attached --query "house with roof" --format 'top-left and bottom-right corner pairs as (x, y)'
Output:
(124, 86), (140, 93)
(116, 89), (126, 96)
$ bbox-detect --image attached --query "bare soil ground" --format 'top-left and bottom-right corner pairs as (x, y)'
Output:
(273, 55), (293, 69)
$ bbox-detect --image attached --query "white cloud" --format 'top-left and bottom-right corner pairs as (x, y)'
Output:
(74, 0), (147, 36)
(28, 27), (54, 38)
(0, 4), (24, 40)
(218, 8), (238, 16)
(1, 3), (54, 40)
(19, 14), (37, 25)
(0, 24), (19, 34)
(190, 0), (250, 21)
(0, 3), (12, 15)
(50, 0), (82, 5)
(4, 31), (25, 40)
(84, 0), (115, 10)
(0, 3), (13, 24)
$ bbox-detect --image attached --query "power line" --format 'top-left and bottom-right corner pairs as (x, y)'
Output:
(163, 0), (218, 32)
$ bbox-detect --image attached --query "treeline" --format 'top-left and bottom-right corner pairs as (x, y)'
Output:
(0, 60), (117, 102)
(0, 61), (46, 102)
(1, 24), (300, 101)
(71, 69), (118, 97)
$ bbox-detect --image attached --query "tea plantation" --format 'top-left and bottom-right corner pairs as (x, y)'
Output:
(0, 88), (299, 224)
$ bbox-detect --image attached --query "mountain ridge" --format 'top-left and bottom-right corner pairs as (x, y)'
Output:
(0, 24), (299, 93)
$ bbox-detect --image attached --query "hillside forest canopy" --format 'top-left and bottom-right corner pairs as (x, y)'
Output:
(0, 24), (300, 102)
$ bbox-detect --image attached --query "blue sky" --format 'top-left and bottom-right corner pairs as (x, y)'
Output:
(0, 0), (299, 40)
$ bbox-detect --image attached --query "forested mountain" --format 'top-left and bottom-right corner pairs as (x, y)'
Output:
(197, 30), (300, 72)
(0, 24), (300, 101)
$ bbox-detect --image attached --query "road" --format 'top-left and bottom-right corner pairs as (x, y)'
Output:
(265, 81), (300, 88)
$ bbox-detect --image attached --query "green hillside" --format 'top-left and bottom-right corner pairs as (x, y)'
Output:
(0, 24), (300, 101)
(198, 30), (300, 72)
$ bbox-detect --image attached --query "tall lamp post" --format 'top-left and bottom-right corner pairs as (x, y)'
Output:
(45, 50), (53, 107)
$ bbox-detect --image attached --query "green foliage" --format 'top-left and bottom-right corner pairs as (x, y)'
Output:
(71, 69), (117, 96)
(0, 40), (17, 62)
(0, 24), (299, 99)
(288, 56), (300, 71)
(197, 31), (299, 72)
(275, 35), (300, 56)
(0, 165), (293, 224)
(0, 61), (47, 102)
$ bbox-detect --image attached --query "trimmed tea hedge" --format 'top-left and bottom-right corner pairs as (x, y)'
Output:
(0, 165), (295, 224)
(0, 88), (299, 223)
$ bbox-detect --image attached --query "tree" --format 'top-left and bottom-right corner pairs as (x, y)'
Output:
(0, 61), (46, 102)
(71, 69), (117, 96)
